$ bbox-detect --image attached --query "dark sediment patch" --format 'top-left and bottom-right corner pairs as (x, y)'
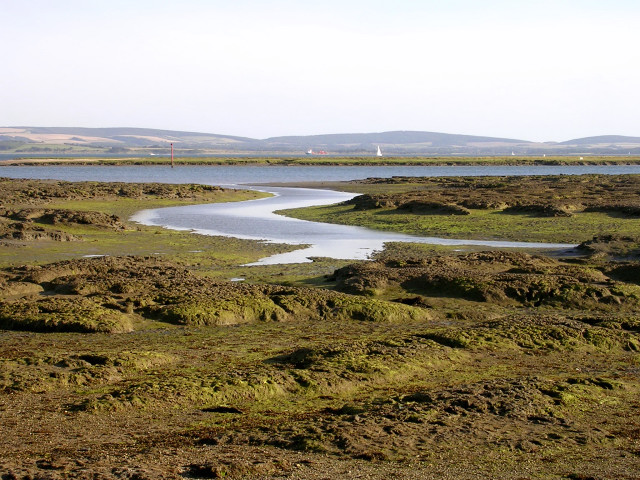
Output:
(501, 203), (573, 217)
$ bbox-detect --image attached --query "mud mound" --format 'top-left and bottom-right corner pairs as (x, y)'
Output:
(4, 207), (123, 228)
(38, 209), (124, 229)
(345, 175), (640, 219)
(0, 177), (224, 206)
(345, 194), (470, 215)
(397, 200), (470, 215)
(0, 217), (79, 242)
(1, 349), (176, 395)
(270, 338), (431, 376)
(576, 234), (640, 258)
(331, 251), (640, 311)
(502, 203), (572, 217)
(0, 206), (122, 245)
(345, 194), (400, 210)
(0, 296), (134, 333)
(584, 204), (640, 216)
(604, 263), (640, 285)
(0, 256), (429, 332)
(420, 314), (640, 353)
(0, 226), (79, 242)
(145, 285), (427, 327)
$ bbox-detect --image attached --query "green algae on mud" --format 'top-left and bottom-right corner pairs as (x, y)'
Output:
(0, 177), (300, 269)
(0, 256), (430, 333)
(1, 177), (640, 479)
(281, 174), (640, 245)
(2, 248), (640, 478)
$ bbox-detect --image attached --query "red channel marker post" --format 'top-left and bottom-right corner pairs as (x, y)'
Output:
(171, 143), (174, 168)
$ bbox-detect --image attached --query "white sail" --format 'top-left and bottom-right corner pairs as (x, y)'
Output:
(376, 145), (382, 157)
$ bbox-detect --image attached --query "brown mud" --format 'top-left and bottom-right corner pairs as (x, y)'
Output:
(341, 175), (640, 218)
(0, 178), (227, 247)
(1, 177), (640, 479)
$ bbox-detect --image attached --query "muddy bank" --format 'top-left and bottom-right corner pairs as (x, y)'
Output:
(1, 175), (640, 479)
(343, 174), (640, 217)
(1, 248), (639, 479)
(282, 174), (640, 246)
(0, 256), (427, 333)
(0, 177), (228, 205)
(0, 208), (124, 245)
(0, 177), (237, 244)
(0, 177), (283, 270)
(0, 178), (231, 246)
(331, 248), (640, 310)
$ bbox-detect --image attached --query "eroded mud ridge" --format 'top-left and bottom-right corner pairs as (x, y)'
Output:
(0, 208), (124, 243)
(0, 177), (225, 205)
(332, 249), (640, 310)
(1, 249), (639, 479)
(0, 178), (226, 245)
(346, 174), (640, 217)
(0, 256), (426, 333)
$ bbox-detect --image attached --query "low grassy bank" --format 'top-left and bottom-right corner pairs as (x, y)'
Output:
(281, 174), (640, 245)
(3, 154), (640, 166)
(0, 178), (300, 270)
(284, 203), (640, 244)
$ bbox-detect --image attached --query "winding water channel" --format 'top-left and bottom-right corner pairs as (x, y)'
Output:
(131, 186), (574, 264)
(3, 164), (640, 264)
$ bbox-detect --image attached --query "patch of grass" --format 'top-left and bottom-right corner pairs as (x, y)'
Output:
(0, 185), (300, 269)
(282, 204), (640, 245)
(44, 189), (265, 218)
(280, 175), (640, 245)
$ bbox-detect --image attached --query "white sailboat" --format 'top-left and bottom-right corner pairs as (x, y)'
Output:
(376, 145), (382, 157)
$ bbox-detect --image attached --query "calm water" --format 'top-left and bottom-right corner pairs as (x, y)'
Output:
(2, 164), (640, 185)
(3, 164), (636, 263)
(131, 186), (574, 264)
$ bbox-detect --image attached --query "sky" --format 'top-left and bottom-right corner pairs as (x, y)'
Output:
(2, 0), (639, 141)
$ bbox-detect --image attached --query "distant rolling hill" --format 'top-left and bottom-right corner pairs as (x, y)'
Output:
(558, 135), (640, 145)
(264, 131), (528, 147)
(0, 126), (255, 146)
(1, 126), (639, 155)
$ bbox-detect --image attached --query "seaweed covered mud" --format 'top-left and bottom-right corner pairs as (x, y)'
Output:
(1, 175), (640, 479)
(282, 174), (640, 244)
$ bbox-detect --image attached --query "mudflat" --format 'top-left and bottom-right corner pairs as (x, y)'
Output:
(1, 176), (639, 479)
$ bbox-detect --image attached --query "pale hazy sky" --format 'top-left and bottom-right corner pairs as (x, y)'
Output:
(2, 0), (639, 141)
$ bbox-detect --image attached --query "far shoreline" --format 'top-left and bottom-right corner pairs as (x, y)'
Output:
(2, 154), (640, 167)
